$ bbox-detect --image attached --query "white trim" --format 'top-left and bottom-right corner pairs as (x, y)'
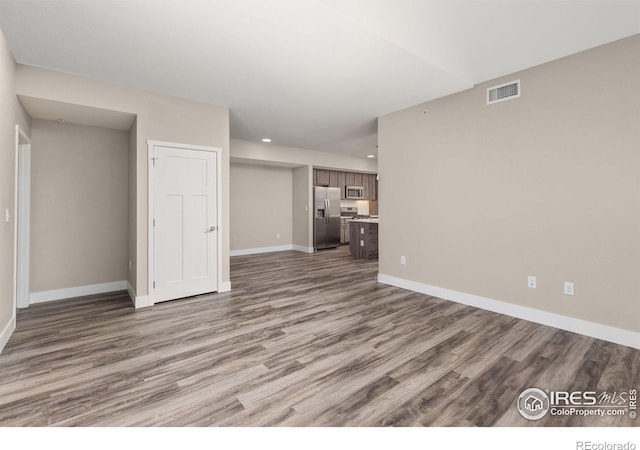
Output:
(12, 127), (18, 317)
(230, 244), (295, 256)
(147, 140), (223, 304)
(134, 295), (152, 309)
(378, 273), (640, 350)
(148, 140), (222, 153)
(216, 142), (223, 295)
(147, 142), (154, 302)
(229, 245), (313, 256)
(15, 126), (31, 309)
(13, 126), (31, 315)
(126, 280), (153, 309)
(13, 127), (18, 315)
(293, 245), (314, 254)
(218, 281), (231, 293)
(0, 317), (16, 355)
(30, 280), (128, 304)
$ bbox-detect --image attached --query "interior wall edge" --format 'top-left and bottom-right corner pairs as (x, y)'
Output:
(127, 279), (155, 309)
(0, 315), (16, 355)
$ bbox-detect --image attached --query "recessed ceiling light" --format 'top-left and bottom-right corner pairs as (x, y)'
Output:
(367, 154), (375, 158)
(262, 138), (272, 143)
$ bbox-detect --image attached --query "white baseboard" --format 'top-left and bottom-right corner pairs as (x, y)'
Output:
(0, 316), (16, 355)
(218, 281), (232, 293)
(292, 245), (314, 254)
(378, 273), (640, 350)
(30, 280), (128, 304)
(230, 245), (315, 256)
(230, 245), (294, 256)
(126, 281), (153, 309)
(134, 295), (152, 309)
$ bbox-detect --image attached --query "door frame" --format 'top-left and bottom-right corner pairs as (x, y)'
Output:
(14, 125), (31, 310)
(147, 140), (222, 305)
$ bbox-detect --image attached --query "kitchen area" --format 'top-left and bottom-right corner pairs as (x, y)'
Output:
(313, 168), (379, 260)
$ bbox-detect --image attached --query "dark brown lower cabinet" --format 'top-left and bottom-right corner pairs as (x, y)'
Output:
(340, 218), (350, 244)
(349, 221), (378, 260)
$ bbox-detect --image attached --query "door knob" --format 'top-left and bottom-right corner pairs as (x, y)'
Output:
(207, 226), (216, 232)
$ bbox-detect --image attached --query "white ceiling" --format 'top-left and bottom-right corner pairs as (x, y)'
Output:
(0, 1), (638, 158)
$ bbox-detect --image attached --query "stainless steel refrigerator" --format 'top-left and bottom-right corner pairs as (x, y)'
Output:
(314, 187), (341, 250)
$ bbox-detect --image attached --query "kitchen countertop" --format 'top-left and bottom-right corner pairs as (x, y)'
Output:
(349, 218), (379, 223)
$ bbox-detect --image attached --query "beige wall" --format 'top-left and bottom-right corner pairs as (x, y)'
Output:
(231, 138), (378, 172)
(15, 99), (30, 136)
(379, 35), (640, 333)
(0, 30), (16, 338)
(292, 165), (312, 249)
(30, 120), (129, 292)
(230, 163), (293, 251)
(16, 65), (230, 298)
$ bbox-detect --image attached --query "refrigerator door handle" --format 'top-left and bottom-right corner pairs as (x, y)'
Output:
(325, 198), (330, 223)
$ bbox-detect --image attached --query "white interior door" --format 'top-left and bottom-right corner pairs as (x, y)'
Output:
(152, 145), (218, 302)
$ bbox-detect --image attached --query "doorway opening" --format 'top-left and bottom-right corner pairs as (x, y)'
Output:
(15, 125), (31, 310)
(15, 96), (136, 309)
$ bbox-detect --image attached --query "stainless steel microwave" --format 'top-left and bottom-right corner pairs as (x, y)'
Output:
(345, 186), (364, 199)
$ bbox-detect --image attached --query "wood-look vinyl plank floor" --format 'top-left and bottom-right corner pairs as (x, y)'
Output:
(0, 246), (638, 426)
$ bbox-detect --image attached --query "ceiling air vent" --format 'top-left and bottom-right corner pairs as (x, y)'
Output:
(487, 79), (520, 105)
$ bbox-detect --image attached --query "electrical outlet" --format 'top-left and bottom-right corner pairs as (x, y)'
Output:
(129, 260), (132, 271)
(4, 208), (9, 223)
(276, 233), (280, 239)
(400, 256), (406, 265)
(564, 282), (575, 296)
(528, 276), (536, 288)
